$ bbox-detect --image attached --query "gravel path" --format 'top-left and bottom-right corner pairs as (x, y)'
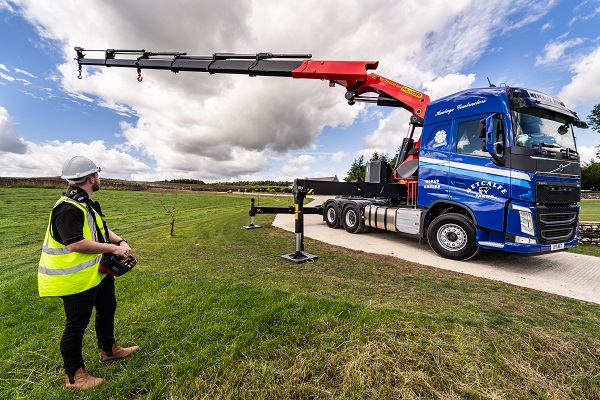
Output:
(272, 197), (600, 305)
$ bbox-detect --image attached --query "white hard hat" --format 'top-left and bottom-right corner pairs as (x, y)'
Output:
(61, 156), (101, 183)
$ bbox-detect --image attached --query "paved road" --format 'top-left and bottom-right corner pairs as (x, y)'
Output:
(273, 197), (600, 305)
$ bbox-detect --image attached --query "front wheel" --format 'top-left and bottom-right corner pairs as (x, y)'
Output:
(427, 214), (480, 260)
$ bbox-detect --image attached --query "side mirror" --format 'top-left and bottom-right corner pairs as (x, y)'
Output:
(483, 114), (505, 165)
(478, 119), (486, 138)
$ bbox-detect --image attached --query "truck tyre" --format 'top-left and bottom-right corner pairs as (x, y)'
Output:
(342, 203), (366, 234)
(427, 214), (480, 260)
(324, 203), (341, 229)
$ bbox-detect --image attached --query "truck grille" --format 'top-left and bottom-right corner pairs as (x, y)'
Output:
(536, 205), (579, 244)
(540, 228), (574, 242)
(539, 212), (577, 224)
(536, 182), (580, 203)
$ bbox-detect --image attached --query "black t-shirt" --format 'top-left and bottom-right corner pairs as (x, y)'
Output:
(50, 186), (107, 246)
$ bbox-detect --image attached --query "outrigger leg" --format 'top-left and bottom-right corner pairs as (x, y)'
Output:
(280, 188), (318, 264)
(242, 198), (262, 229)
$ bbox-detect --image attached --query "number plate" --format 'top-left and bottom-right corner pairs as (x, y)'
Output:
(551, 243), (565, 251)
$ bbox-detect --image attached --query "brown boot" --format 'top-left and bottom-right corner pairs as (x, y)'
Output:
(99, 342), (140, 363)
(65, 367), (104, 390)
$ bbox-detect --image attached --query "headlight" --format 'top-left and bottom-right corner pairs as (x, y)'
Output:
(511, 205), (535, 236)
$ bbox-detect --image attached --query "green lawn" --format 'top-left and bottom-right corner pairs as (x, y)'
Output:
(580, 199), (600, 221)
(1, 187), (599, 399)
(570, 200), (600, 256)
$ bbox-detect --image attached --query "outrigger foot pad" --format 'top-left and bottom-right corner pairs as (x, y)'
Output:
(281, 251), (318, 264)
(242, 224), (262, 229)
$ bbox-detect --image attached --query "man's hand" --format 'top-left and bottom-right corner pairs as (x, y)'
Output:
(115, 240), (132, 258)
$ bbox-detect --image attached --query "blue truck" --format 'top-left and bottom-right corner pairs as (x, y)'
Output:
(74, 49), (588, 261)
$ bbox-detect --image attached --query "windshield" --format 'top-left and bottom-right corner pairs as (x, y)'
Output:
(512, 108), (577, 153)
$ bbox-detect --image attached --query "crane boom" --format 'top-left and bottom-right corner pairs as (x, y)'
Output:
(74, 48), (430, 122)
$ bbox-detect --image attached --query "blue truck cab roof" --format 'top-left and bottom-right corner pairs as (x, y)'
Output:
(424, 86), (585, 127)
(425, 87), (510, 126)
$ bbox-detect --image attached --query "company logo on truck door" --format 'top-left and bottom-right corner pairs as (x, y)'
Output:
(433, 130), (447, 147)
(467, 180), (508, 199)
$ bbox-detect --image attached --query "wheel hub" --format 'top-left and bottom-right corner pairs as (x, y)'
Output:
(438, 224), (467, 251)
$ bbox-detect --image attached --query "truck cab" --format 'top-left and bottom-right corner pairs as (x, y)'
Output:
(418, 86), (583, 258)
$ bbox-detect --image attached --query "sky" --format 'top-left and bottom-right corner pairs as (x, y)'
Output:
(0, 0), (599, 182)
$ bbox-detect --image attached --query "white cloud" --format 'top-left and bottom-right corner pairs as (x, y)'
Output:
(289, 154), (321, 164)
(362, 110), (412, 156)
(0, 137), (150, 179)
(569, 4), (600, 25)
(558, 45), (600, 106)
(578, 146), (598, 164)
(281, 165), (310, 177)
(0, 107), (27, 154)
(0, 71), (15, 82)
(535, 38), (585, 66)
(541, 22), (552, 31)
(422, 73), (477, 101)
(0, 64), (9, 72)
(330, 151), (347, 163)
(14, 67), (36, 78)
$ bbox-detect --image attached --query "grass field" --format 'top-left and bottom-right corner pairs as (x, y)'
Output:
(1, 187), (599, 399)
(570, 200), (600, 257)
(580, 199), (600, 221)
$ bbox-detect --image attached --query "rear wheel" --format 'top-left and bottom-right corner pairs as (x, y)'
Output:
(324, 203), (341, 229)
(427, 214), (479, 260)
(342, 203), (366, 234)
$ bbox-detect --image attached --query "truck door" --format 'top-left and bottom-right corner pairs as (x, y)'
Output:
(418, 124), (452, 206)
(449, 115), (509, 232)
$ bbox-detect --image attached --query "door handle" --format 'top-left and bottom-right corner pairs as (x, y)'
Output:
(451, 180), (466, 186)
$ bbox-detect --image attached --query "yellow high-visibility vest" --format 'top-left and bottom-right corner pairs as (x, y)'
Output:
(38, 197), (107, 297)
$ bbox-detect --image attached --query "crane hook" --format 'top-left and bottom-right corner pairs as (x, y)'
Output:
(77, 64), (82, 80)
(137, 68), (143, 82)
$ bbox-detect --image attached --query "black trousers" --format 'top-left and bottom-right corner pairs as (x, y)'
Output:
(60, 275), (116, 374)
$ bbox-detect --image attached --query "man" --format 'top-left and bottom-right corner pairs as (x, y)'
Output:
(38, 156), (140, 390)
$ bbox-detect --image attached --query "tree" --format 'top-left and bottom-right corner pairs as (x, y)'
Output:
(344, 152), (397, 182)
(587, 103), (600, 158)
(582, 162), (600, 191)
(587, 103), (600, 133)
(344, 155), (365, 182)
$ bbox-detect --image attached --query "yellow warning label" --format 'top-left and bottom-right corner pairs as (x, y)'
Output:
(307, 188), (315, 195)
(401, 86), (423, 98)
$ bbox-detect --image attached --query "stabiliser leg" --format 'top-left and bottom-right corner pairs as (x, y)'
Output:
(280, 190), (318, 264)
(243, 192), (319, 264)
(243, 198), (262, 229)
